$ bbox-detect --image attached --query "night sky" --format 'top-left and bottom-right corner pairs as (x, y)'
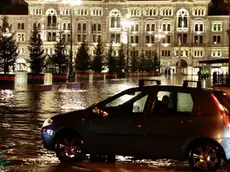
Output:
(0, 0), (11, 6)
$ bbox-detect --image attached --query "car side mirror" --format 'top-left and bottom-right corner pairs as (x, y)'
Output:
(92, 107), (108, 117)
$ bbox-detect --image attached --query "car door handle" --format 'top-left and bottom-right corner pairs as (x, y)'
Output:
(181, 120), (192, 124)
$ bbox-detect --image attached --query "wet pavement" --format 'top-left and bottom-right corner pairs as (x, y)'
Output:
(0, 73), (229, 172)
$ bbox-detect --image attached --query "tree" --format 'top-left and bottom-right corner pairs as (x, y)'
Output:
(130, 47), (139, 72)
(117, 43), (126, 77)
(145, 55), (154, 72)
(91, 39), (104, 73)
(152, 51), (160, 72)
(106, 42), (116, 73)
(139, 52), (146, 72)
(47, 31), (69, 74)
(0, 16), (18, 74)
(74, 41), (91, 73)
(28, 26), (46, 74)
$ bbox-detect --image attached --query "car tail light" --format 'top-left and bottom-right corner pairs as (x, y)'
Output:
(211, 93), (230, 131)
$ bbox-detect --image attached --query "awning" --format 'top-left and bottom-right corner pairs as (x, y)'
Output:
(199, 58), (229, 64)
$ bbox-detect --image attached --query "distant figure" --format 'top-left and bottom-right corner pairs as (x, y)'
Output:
(213, 71), (217, 84)
(172, 68), (175, 74)
(164, 69), (167, 75)
(198, 71), (201, 81)
(168, 69), (171, 75)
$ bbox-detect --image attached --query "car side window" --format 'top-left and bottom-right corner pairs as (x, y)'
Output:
(153, 91), (194, 116)
(177, 92), (193, 113)
(153, 91), (173, 115)
(133, 94), (148, 113)
(105, 91), (141, 107)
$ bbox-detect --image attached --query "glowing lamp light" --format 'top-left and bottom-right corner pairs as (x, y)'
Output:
(163, 43), (169, 47)
(125, 13), (131, 19)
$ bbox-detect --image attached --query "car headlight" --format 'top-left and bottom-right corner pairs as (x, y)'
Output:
(43, 118), (53, 127)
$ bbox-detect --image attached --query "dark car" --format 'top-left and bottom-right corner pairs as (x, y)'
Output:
(41, 79), (230, 171)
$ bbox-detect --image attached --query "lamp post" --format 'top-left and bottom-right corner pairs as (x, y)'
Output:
(122, 14), (132, 73)
(224, 0), (230, 85)
(155, 30), (165, 73)
(64, 0), (82, 83)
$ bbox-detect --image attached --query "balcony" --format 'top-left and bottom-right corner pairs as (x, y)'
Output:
(46, 26), (58, 30)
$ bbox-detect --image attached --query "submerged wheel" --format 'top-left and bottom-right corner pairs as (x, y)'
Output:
(188, 142), (221, 171)
(55, 134), (85, 162)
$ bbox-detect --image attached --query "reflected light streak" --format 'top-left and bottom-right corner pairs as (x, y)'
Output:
(58, 89), (88, 93)
(0, 90), (13, 99)
(61, 105), (84, 110)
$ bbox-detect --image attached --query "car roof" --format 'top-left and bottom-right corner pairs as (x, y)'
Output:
(141, 85), (224, 93)
(128, 79), (226, 94)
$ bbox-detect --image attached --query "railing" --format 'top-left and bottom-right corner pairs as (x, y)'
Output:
(46, 26), (58, 30)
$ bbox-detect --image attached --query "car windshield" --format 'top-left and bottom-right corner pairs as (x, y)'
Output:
(213, 92), (230, 115)
(105, 91), (142, 108)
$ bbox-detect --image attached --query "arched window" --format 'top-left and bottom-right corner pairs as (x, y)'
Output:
(193, 7), (206, 16)
(33, 23), (36, 30)
(93, 24), (96, 31)
(177, 9), (189, 28)
(91, 8), (103, 16)
(98, 24), (101, 31)
(109, 10), (121, 28)
(83, 23), (87, 31)
(47, 15), (51, 26)
(78, 23), (81, 30)
(38, 23), (41, 30)
(146, 24), (150, 31)
(46, 9), (57, 28)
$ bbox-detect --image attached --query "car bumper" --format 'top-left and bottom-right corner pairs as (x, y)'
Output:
(41, 126), (55, 151)
(218, 138), (230, 161)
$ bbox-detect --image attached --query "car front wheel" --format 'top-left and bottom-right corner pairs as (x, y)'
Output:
(55, 134), (85, 162)
(188, 142), (221, 171)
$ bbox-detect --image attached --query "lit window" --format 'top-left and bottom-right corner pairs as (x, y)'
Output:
(144, 8), (157, 16)
(213, 35), (221, 44)
(193, 50), (203, 57)
(212, 23), (222, 32)
(211, 50), (222, 57)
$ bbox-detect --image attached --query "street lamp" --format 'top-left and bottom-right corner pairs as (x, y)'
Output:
(224, 0), (230, 85)
(121, 14), (133, 73)
(155, 30), (166, 73)
(63, 0), (82, 83)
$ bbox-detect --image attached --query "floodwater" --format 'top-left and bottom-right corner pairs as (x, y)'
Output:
(0, 72), (229, 172)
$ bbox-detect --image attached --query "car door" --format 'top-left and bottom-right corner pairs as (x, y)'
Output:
(140, 88), (201, 159)
(87, 88), (152, 156)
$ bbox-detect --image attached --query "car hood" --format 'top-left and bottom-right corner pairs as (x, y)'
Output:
(51, 109), (91, 125)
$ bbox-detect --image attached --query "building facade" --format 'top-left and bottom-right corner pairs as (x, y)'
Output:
(2, 0), (229, 74)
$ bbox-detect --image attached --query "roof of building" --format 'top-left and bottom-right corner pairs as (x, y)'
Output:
(0, 0), (228, 16)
